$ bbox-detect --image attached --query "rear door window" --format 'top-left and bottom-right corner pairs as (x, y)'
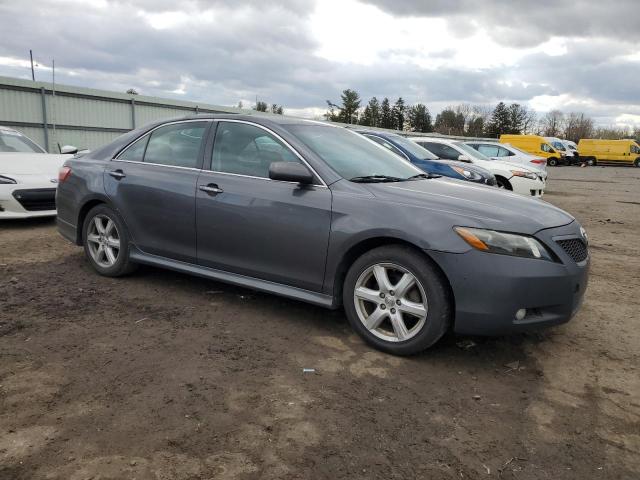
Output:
(118, 135), (149, 162)
(496, 146), (513, 157)
(143, 122), (207, 168)
(477, 145), (500, 157)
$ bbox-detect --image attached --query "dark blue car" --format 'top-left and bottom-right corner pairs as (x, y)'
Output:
(356, 130), (496, 186)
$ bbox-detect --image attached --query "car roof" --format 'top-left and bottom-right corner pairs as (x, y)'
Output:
(175, 113), (330, 127)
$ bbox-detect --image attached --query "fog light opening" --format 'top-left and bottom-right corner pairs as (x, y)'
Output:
(515, 308), (527, 321)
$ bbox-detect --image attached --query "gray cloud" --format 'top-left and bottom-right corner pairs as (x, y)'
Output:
(362, 0), (640, 47)
(0, 0), (638, 126)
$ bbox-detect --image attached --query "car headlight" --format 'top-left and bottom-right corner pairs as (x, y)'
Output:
(452, 166), (482, 181)
(511, 170), (538, 180)
(0, 175), (17, 184)
(454, 227), (554, 261)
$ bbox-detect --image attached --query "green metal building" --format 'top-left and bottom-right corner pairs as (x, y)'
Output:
(0, 75), (243, 153)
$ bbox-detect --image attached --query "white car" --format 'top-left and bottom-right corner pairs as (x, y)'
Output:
(408, 137), (546, 197)
(0, 127), (76, 219)
(465, 141), (547, 172)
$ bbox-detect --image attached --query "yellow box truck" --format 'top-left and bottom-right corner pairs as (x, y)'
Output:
(577, 139), (640, 166)
(499, 134), (567, 166)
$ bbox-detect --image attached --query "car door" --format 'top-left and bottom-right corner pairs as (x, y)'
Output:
(104, 121), (210, 263)
(195, 120), (332, 292)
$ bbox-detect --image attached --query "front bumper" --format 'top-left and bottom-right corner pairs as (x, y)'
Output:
(0, 184), (57, 219)
(427, 222), (589, 335)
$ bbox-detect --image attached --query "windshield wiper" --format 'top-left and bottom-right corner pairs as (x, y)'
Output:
(407, 173), (440, 180)
(349, 175), (405, 183)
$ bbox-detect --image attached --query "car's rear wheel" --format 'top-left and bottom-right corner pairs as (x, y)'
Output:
(83, 204), (137, 277)
(548, 157), (558, 167)
(634, 158), (640, 168)
(343, 245), (451, 355)
(586, 157), (596, 166)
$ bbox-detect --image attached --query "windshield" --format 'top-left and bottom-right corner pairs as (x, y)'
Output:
(0, 130), (45, 153)
(453, 142), (494, 161)
(286, 125), (422, 180)
(387, 134), (438, 160)
(552, 141), (566, 151)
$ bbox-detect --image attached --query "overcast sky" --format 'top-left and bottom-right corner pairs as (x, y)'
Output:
(0, 0), (638, 127)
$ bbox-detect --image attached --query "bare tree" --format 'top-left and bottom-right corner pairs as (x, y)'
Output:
(564, 112), (594, 142)
(541, 110), (565, 137)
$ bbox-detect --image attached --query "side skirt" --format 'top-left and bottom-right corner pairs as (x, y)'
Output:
(129, 247), (338, 309)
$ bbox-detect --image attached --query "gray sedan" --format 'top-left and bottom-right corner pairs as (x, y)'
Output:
(56, 115), (589, 355)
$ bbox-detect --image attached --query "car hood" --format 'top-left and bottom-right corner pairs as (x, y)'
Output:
(363, 177), (574, 234)
(0, 153), (69, 175)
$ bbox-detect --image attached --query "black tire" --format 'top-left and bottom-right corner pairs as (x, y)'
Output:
(548, 157), (559, 167)
(343, 245), (452, 355)
(634, 158), (640, 168)
(587, 157), (597, 166)
(82, 204), (137, 277)
(495, 176), (512, 190)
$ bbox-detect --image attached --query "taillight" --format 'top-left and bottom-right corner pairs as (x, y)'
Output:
(58, 166), (72, 183)
(530, 159), (546, 165)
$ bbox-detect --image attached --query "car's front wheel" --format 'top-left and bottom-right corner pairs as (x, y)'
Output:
(83, 204), (137, 277)
(548, 157), (559, 167)
(343, 245), (451, 355)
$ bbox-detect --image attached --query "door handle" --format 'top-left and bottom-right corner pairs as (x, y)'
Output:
(109, 169), (126, 179)
(199, 184), (223, 195)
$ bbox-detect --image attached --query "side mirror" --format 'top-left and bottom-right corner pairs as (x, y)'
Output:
(269, 162), (314, 184)
(60, 145), (78, 155)
(457, 154), (471, 162)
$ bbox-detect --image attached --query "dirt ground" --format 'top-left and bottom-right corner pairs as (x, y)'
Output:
(1, 166), (639, 480)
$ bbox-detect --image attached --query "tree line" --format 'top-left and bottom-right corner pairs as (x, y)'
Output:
(323, 89), (640, 143)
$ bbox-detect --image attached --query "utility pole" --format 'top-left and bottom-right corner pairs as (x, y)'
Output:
(30, 50), (35, 81)
(52, 59), (57, 151)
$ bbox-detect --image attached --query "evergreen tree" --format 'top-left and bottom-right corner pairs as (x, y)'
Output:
(339, 89), (361, 124)
(393, 97), (406, 130)
(254, 101), (268, 112)
(407, 104), (432, 133)
(485, 102), (511, 137)
(466, 117), (485, 137)
(434, 108), (465, 135)
(359, 97), (382, 126)
(380, 98), (393, 129)
(507, 103), (528, 134)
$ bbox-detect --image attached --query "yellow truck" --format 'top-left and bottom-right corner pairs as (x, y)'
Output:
(499, 134), (567, 166)
(577, 139), (640, 167)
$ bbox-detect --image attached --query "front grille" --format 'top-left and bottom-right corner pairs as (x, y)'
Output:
(12, 188), (56, 211)
(556, 238), (588, 263)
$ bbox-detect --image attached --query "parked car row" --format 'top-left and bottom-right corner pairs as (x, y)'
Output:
(52, 114), (589, 356)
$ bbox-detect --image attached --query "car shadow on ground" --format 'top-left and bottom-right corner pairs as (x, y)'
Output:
(129, 262), (547, 373)
(0, 217), (56, 230)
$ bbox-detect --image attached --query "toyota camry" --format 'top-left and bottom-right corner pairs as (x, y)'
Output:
(56, 115), (589, 355)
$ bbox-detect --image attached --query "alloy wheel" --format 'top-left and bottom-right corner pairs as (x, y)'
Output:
(353, 263), (428, 342)
(87, 214), (120, 268)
